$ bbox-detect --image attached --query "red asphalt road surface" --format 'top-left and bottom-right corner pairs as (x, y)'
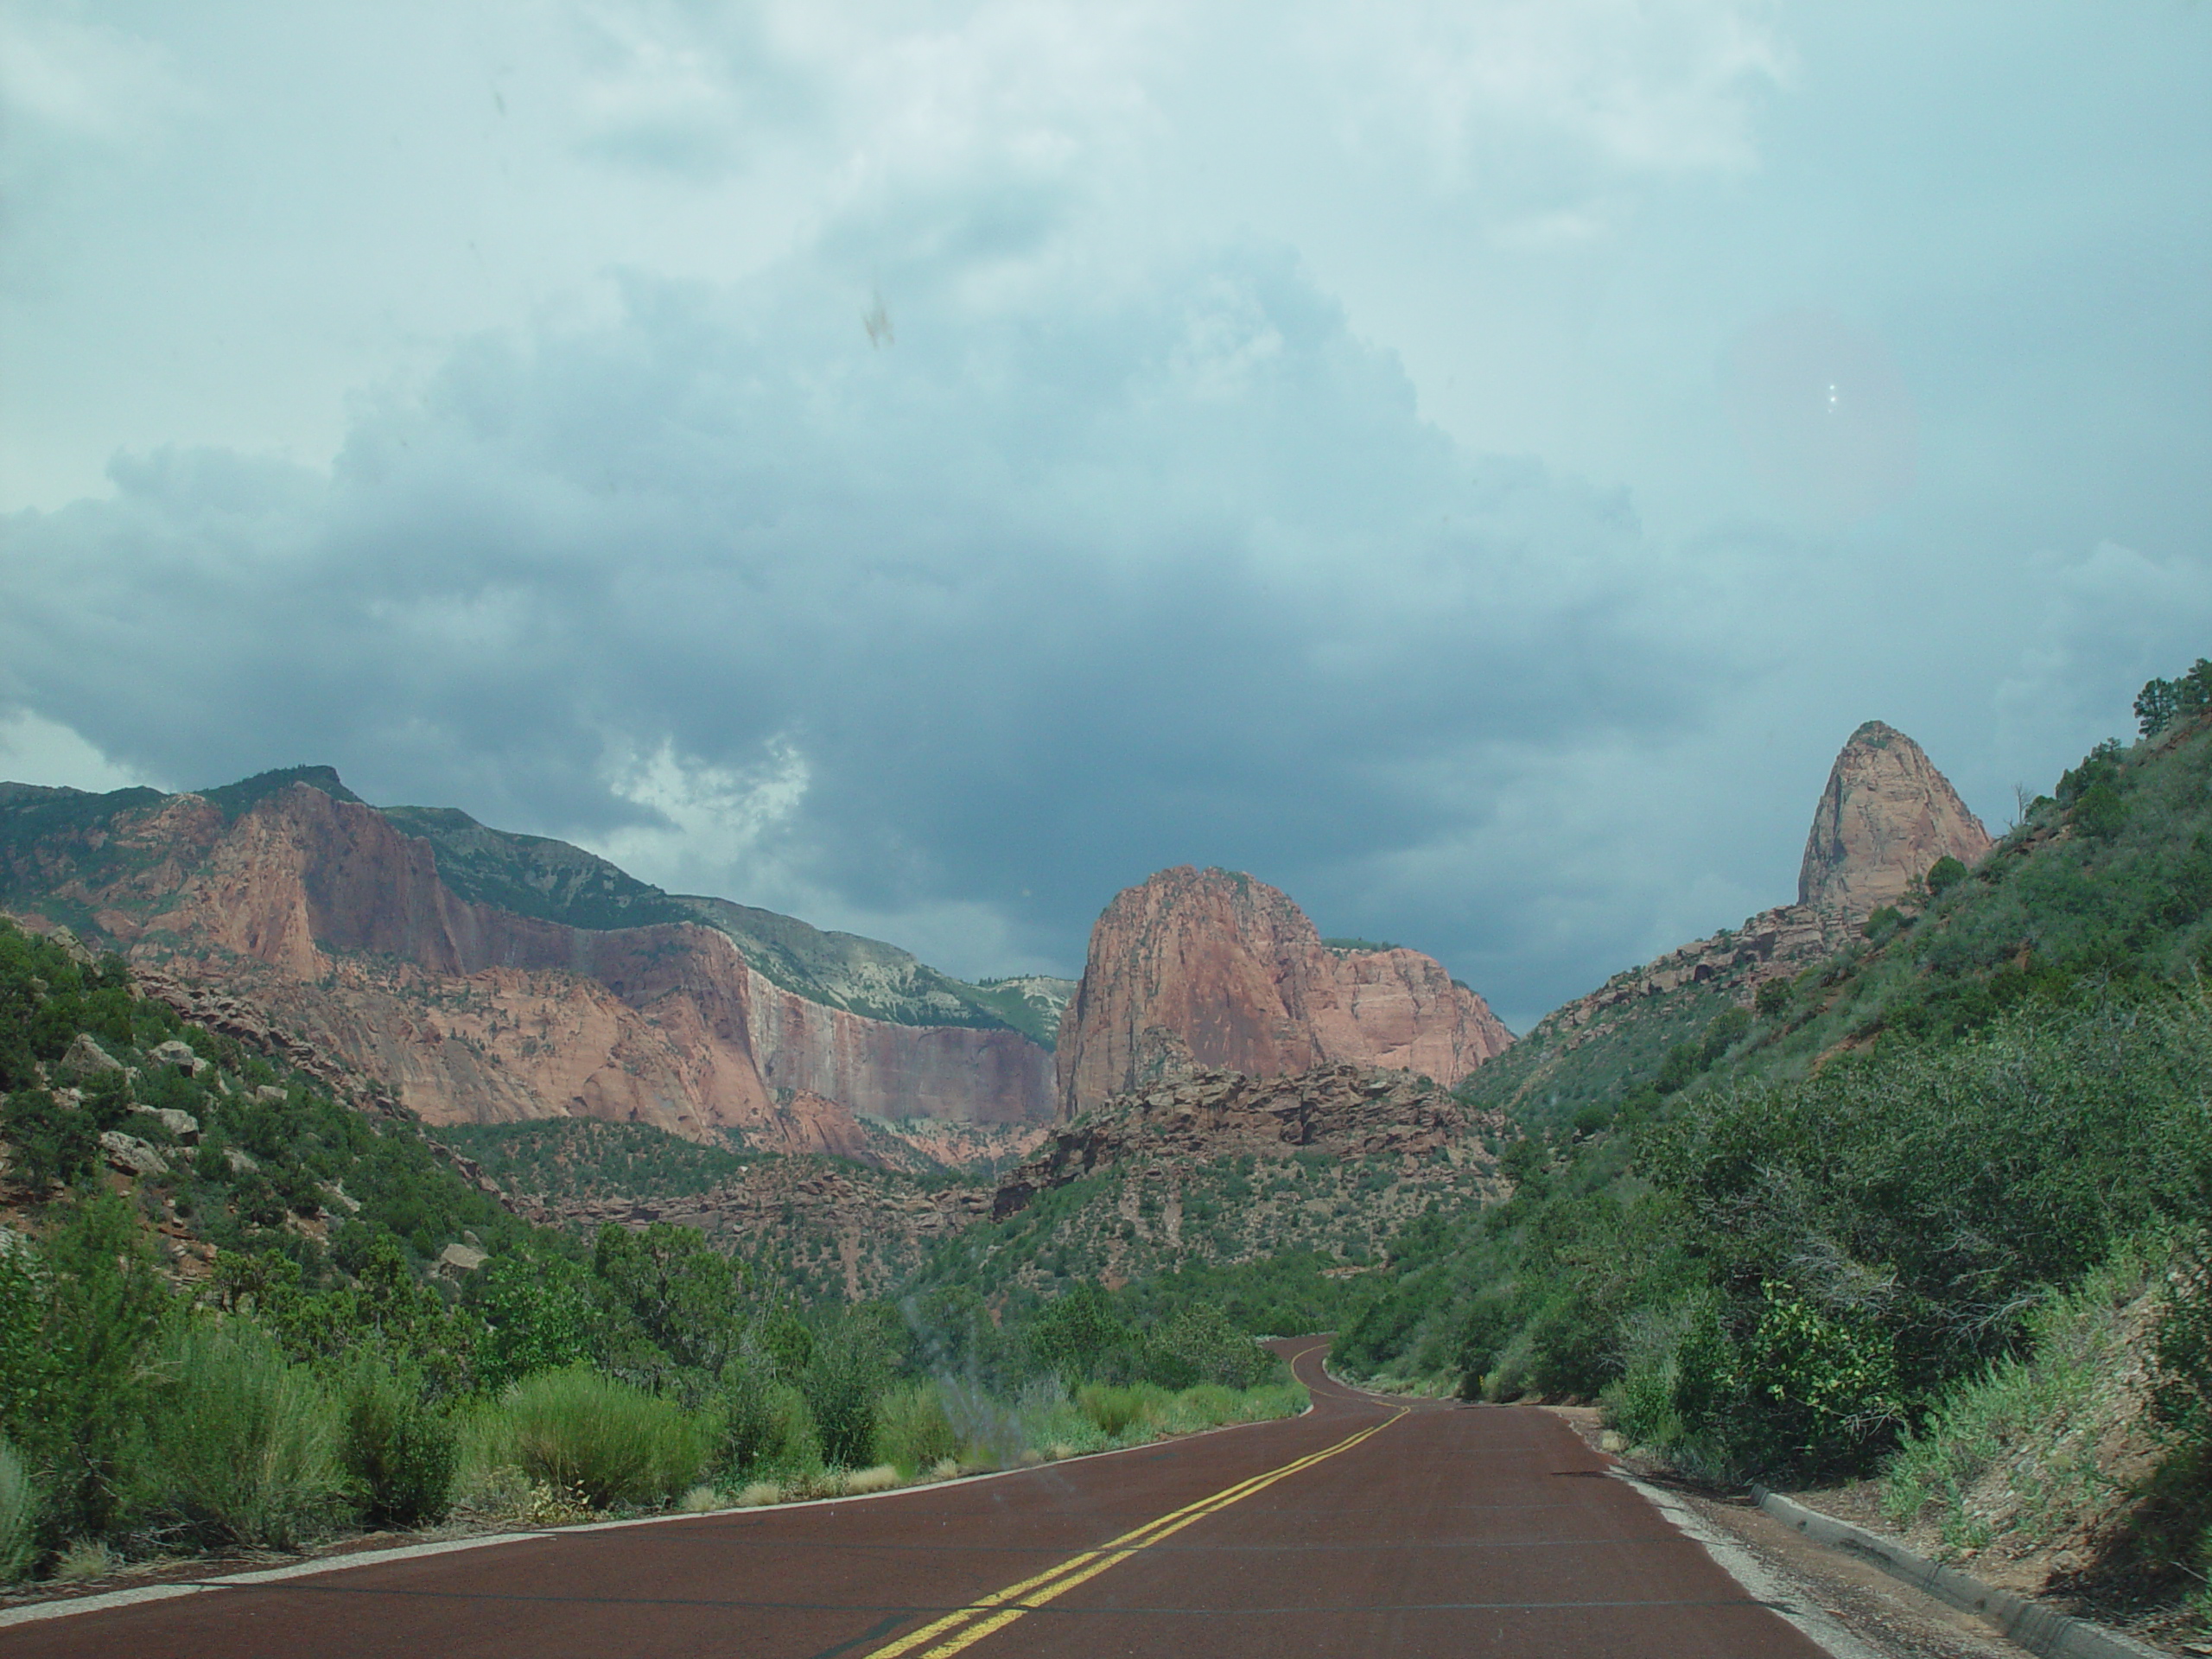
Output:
(1, 1338), (1828, 1658)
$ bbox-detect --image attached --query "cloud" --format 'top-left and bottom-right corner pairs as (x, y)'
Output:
(0, 234), (1750, 986)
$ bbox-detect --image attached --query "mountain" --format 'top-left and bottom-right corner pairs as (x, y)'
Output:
(0, 770), (1058, 1157)
(1797, 720), (1993, 922)
(1054, 866), (1512, 1119)
(1465, 720), (1989, 1129)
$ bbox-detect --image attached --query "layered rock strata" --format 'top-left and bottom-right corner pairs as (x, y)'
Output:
(1055, 867), (1511, 1119)
(4, 780), (1054, 1152)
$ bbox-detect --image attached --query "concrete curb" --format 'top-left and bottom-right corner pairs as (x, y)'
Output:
(1749, 1486), (2167, 1659)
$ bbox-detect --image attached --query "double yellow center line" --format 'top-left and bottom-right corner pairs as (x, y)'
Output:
(861, 1408), (1406, 1659)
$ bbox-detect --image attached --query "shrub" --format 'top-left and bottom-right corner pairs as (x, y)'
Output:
(875, 1382), (959, 1476)
(803, 1322), (888, 1470)
(498, 1368), (709, 1509)
(1146, 1303), (1273, 1391)
(1075, 1382), (1158, 1438)
(0, 1090), (99, 1188)
(340, 1357), (458, 1529)
(10, 1195), (178, 1541)
(143, 1320), (344, 1549)
(0, 1438), (38, 1582)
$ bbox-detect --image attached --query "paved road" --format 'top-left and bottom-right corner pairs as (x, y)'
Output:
(3, 1339), (1829, 1657)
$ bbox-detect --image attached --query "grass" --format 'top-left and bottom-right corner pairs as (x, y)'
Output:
(488, 1368), (712, 1510)
(49, 1539), (115, 1582)
(1883, 1240), (2165, 1554)
(144, 1321), (345, 1550)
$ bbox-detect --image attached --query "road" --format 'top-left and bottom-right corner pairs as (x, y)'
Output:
(2, 1338), (1834, 1657)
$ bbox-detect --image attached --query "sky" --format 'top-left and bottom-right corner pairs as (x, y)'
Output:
(2, 2), (2208, 1030)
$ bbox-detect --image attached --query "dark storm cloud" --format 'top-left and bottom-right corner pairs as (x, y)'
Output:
(0, 243), (1745, 980)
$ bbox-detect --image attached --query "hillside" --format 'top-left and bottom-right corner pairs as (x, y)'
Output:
(1465, 719), (1992, 1133)
(1330, 677), (2212, 1647)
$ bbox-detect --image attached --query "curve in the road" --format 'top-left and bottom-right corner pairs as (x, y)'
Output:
(0, 1337), (1835, 1658)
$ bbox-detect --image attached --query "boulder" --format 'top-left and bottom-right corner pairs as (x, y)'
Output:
(224, 1147), (259, 1174)
(131, 1105), (201, 1144)
(146, 1039), (207, 1077)
(436, 1242), (489, 1274)
(60, 1033), (124, 1079)
(99, 1132), (169, 1179)
(252, 1084), (286, 1105)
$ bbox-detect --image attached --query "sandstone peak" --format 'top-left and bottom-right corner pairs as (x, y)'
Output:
(1797, 721), (1992, 923)
(1054, 866), (1510, 1118)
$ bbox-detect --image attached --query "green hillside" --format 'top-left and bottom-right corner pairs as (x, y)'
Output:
(1312, 664), (2212, 1639)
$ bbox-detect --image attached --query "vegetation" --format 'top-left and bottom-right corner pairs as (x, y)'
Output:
(0, 920), (1295, 1582)
(434, 1119), (752, 1203)
(1312, 661), (2212, 1638)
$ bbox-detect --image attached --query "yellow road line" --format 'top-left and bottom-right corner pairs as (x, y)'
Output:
(862, 1408), (1405, 1659)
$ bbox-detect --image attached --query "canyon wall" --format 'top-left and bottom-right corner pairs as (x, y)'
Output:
(12, 781), (1054, 1148)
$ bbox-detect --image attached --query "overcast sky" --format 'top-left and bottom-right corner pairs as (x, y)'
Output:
(3, 2), (2207, 1028)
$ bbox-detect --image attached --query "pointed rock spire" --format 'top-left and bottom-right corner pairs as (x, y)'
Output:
(1797, 721), (1992, 925)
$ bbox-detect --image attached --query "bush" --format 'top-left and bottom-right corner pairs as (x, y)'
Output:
(802, 1321), (889, 1470)
(497, 1368), (709, 1509)
(143, 1320), (344, 1549)
(1145, 1303), (1273, 1391)
(0, 1090), (99, 1188)
(874, 1382), (959, 1476)
(1076, 1382), (1160, 1437)
(340, 1357), (458, 1529)
(0, 1438), (38, 1583)
(8, 1195), (177, 1542)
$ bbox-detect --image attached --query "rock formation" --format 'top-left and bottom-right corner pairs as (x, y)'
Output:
(999, 1063), (1484, 1222)
(1799, 721), (1993, 925)
(1472, 720), (1993, 1117)
(1054, 867), (1511, 1118)
(1, 777), (1056, 1154)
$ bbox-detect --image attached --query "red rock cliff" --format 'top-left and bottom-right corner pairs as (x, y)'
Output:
(1799, 721), (1993, 925)
(1054, 867), (1511, 1118)
(38, 783), (1055, 1147)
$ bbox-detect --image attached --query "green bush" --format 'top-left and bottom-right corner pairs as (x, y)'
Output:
(340, 1357), (457, 1529)
(5, 1195), (177, 1542)
(0, 1090), (99, 1188)
(143, 1320), (344, 1549)
(802, 1320), (890, 1470)
(0, 1437), (38, 1582)
(1145, 1303), (1273, 1391)
(1075, 1382), (1159, 1437)
(874, 1381), (959, 1475)
(497, 1368), (709, 1509)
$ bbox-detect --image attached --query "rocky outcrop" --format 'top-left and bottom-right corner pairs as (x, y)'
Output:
(4, 779), (1056, 1149)
(1054, 867), (1510, 1118)
(1799, 721), (1993, 925)
(999, 1063), (1486, 1222)
(1471, 721), (1992, 1120)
